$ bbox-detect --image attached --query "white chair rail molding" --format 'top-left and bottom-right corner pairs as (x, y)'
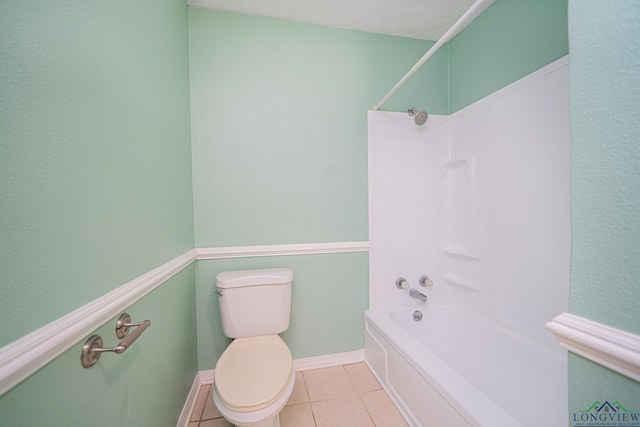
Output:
(0, 241), (369, 397)
(546, 313), (640, 383)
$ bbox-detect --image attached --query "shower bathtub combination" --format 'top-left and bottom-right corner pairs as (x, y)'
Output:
(366, 1), (570, 424)
(364, 304), (567, 427)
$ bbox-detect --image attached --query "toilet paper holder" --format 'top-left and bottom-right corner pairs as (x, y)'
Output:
(81, 313), (151, 368)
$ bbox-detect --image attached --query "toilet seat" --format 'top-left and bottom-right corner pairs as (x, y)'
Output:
(214, 335), (292, 413)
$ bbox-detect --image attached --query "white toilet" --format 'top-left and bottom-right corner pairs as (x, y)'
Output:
(212, 268), (294, 427)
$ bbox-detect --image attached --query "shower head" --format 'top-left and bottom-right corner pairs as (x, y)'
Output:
(414, 110), (428, 125)
(408, 107), (428, 126)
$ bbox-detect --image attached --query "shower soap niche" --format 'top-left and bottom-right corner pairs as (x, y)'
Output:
(441, 156), (482, 259)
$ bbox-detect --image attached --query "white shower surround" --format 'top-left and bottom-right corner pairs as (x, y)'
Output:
(366, 57), (570, 426)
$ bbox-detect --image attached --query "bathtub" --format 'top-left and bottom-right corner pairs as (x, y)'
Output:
(364, 304), (567, 427)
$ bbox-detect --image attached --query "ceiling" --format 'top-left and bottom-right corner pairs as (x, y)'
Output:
(187, 0), (480, 41)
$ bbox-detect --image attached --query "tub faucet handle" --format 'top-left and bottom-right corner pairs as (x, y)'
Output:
(419, 275), (433, 287)
(396, 277), (410, 290)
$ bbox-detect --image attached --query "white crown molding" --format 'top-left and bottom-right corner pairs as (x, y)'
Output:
(196, 241), (370, 260)
(0, 249), (198, 397)
(546, 312), (640, 382)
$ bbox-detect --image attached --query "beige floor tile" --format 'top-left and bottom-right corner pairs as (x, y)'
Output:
(344, 362), (381, 394)
(191, 384), (211, 422)
(199, 418), (233, 427)
(361, 389), (408, 427)
(311, 395), (375, 427)
(303, 366), (358, 401)
(188, 365), (401, 427)
(201, 385), (223, 420)
(287, 372), (310, 406)
(280, 403), (316, 427)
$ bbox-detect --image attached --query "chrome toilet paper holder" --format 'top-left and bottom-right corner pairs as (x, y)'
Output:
(81, 313), (151, 368)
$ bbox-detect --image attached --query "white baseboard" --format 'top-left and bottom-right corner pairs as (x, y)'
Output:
(176, 372), (203, 427)
(198, 369), (215, 385)
(194, 348), (365, 386)
(293, 349), (365, 372)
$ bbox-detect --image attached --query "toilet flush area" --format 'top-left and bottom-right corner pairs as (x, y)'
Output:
(366, 57), (571, 426)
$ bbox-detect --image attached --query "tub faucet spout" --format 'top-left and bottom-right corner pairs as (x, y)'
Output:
(409, 288), (428, 303)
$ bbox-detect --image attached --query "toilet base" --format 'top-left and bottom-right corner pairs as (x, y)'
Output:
(212, 369), (294, 427)
(234, 413), (280, 427)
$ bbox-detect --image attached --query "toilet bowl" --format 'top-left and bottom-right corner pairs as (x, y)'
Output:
(211, 268), (294, 427)
(213, 377), (295, 427)
(213, 335), (293, 427)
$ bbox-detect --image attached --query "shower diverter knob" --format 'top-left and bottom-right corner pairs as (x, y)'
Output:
(395, 277), (410, 290)
(419, 275), (433, 287)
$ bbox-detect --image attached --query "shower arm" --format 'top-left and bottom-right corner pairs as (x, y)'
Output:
(372, 0), (493, 111)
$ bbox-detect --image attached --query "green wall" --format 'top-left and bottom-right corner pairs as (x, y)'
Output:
(0, 0), (194, 347)
(0, 0), (196, 425)
(189, 9), (448, 247)
(188, 9), (449, 366)
(0, 267), (197, 427)
(5, 0), (633, 425)
(448, 0), (569, 113)
(568, 0), (640, 418)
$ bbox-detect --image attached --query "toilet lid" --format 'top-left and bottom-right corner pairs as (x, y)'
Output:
(214, 335), (293, 413)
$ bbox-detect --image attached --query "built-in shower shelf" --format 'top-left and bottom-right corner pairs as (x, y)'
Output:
(440, 155), (482, 260)
(442, 274), (480, 292)
(442, 247), (482, 261)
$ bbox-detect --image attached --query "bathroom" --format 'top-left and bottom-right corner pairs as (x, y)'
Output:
(1, 0), (639, 426)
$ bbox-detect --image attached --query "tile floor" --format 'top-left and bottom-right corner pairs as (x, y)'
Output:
(188, 362), (408, 427)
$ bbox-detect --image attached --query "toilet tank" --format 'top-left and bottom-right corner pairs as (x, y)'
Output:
(216, 268), (293, 338)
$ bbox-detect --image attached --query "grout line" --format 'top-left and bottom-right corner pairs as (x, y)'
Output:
(297, 370), (316, 425)
(199, 384), (226, 422)
(191, 385), (207, 423)
(309, 401), (318, 427)
(357, 391), (378, 427)
(301, 371), (313, 405)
